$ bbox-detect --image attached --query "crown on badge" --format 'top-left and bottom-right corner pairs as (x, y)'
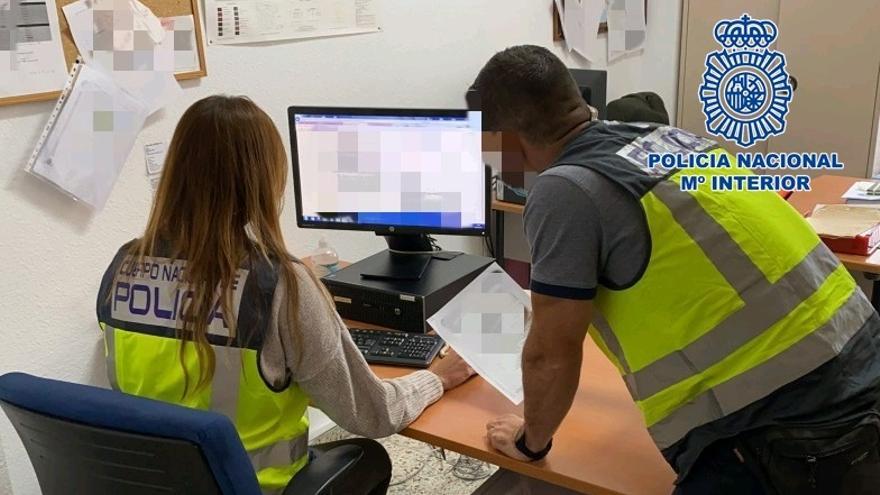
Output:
(714, 14), (777, 51)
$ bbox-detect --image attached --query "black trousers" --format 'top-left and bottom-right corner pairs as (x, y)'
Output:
(674, 413), (880, 495)
(308, 438), (392, 495)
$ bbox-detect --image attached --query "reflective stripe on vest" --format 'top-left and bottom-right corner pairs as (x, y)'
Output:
(588, 145), (874, 450)
(102, 325), (310, 491)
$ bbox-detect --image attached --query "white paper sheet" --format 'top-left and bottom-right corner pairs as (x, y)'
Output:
(63, 0), (181, 114)
(556, 0), (605, 62)
(427, 263), (531, 404)
(205, 0), (380, 45)
(29, 63), (149, 209)
(606, 0), (646, 61)
(0, 0), (69, 99)
(144, 141), (166, 174)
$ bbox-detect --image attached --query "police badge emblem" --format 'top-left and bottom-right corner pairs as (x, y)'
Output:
(699, 14), (793, 148)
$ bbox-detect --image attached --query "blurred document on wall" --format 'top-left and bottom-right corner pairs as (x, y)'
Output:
(607, 0), (646, 61)
(0, 0), (68, 99)
(554, 0), (604, 62)
(27, 63), (149, 209)
(160, 15), (199, 72)
(62, 0), (181, 114)
(427, 264), (531, 404)
(205, 0), (380, 45)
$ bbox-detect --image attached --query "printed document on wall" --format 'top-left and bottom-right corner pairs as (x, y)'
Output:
(0, 0), (69, 99)
(205, 0), (380, 45)
(29, 64), (149, 209)
(427, 264), (531, 404)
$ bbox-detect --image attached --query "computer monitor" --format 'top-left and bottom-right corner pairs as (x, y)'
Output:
(288, 107), (488, 280)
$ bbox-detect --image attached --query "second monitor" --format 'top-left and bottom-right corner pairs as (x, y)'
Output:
(288, 107), (488, 280)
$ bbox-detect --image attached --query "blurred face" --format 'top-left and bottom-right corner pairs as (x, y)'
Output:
(483, 130), (531, 177)
(481, 130), (539, 194)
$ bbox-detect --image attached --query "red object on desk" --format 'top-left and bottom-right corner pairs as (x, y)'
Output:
(818, 226), (880, 256)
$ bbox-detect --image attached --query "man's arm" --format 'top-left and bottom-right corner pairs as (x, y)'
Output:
(487, 173), (602, 460)
(486, 293), (593, 460)
(521, 293), (592, 451)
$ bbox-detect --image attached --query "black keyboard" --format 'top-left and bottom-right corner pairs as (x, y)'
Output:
(349, 328), (445, 368)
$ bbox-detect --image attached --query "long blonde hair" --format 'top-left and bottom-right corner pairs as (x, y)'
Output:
(124, 95), (302, 396)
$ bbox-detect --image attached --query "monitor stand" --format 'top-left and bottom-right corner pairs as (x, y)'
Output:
(359, 234), (434, 281)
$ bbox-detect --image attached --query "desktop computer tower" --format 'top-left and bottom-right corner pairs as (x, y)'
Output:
(321, 251), (495, 333)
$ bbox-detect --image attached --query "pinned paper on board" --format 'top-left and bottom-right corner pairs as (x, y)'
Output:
(204, 0), (380, 45)
(0, 0), (69, 101)
(160, 15), (199, 73)
(427, 263), (531, 404)
(63, 0), (181, 114)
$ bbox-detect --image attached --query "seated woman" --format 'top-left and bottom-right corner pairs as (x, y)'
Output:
(96, 95), (475, 494)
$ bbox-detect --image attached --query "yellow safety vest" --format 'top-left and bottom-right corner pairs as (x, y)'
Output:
(97, 247), (310, 492)
(557, 123), (875, 450)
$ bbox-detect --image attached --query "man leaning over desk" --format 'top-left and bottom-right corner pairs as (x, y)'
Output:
(476, 45), (880, 494)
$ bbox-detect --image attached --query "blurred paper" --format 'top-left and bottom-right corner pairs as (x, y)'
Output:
(63, 0), (181, 114)
(0, 0), (69, 99)
(159, 15), (199, 72)
(556, 0), (604, 61)
(29, 63), (149, 209)
(427, 263), (530, 404)
(205, 0), (380, 45)
(607, 0), (646, 61)
(129, 0), (164, 43)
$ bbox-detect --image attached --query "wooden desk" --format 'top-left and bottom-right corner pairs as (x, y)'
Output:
(361, 323), (675, 494)
(306, 258), (673, 493)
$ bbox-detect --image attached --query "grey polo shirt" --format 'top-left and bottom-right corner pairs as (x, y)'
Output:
(524, 164), (650, 300)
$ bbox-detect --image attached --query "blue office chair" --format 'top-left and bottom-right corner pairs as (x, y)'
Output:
(0, 372), (362, 495)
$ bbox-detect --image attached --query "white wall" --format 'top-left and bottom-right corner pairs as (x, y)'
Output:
(0, 1), (681, 492)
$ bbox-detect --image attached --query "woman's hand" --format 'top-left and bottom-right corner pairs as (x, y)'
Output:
(430, 349), (476, 390)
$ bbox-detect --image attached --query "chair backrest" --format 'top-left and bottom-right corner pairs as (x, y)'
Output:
(0, 373), (261, 495)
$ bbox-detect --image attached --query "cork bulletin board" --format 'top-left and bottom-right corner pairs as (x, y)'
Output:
(2, 0), (206, 106)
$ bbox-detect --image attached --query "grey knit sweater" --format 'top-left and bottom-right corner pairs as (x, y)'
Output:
(258, 262), (444, 437)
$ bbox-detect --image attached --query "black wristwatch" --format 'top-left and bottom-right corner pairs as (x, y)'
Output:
(515, 432), (552, 461)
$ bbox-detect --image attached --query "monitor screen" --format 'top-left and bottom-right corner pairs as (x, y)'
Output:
(289, 107), (487, 235)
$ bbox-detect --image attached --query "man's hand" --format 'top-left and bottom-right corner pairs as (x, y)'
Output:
(486, 414), (531, 462)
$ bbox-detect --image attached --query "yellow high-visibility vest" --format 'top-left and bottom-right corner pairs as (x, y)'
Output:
(556, 124), (874, 450)
(98, 248), (310, 492)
